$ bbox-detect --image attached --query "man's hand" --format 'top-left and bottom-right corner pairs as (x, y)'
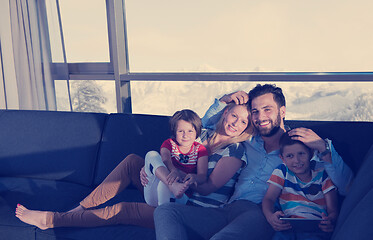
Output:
(288, 127), (332, 163)
(288, 127), (326, 152)
(219, 91), (249, 105)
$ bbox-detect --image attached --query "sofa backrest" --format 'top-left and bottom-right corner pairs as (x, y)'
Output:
(1, 109), (371, 193)
(93, 113), (171, 186)
(0, 110), (107, 187)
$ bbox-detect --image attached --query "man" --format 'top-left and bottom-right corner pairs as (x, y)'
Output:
(154, 84), (354, 240)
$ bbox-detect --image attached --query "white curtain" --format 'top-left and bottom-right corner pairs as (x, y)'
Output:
(0, 0), (56, 110)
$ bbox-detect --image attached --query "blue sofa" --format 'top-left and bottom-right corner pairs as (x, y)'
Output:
(0, 110), (372, 240)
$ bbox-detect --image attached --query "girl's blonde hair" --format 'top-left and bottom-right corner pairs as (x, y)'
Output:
(207, 103), (255, 153)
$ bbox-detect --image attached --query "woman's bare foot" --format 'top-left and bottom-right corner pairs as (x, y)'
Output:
(15, 204), (51, 230)
(67, 205), (84, 213)
(169, 181), (189, 198)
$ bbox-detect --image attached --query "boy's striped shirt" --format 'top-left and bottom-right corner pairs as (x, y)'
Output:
(268, 163), (336, 219)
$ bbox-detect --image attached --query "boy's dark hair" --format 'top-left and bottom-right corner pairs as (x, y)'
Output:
(169, 109), (202, 138)
(248, 84), (286, 110)
(279, 132), (313, 157)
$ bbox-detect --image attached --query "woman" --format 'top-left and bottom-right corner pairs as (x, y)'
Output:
(15, 103), (253, 230)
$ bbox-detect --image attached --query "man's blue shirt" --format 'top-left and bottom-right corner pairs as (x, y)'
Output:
(229, 135), (282, 204)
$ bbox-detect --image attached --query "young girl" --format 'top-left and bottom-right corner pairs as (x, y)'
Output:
(143, 109), (209, 207)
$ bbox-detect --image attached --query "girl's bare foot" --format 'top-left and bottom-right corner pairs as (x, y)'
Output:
(15, 204), (52, 230)
(67, 205), (84, 213)
(169, 181), (189, 198)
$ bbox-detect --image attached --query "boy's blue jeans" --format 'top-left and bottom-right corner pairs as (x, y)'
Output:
(154, 199), (274, 240)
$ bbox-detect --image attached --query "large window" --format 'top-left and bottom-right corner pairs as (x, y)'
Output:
(47, 0), (373, 121)
(125, 0), (373, 72)
(125, 0), (373, 122)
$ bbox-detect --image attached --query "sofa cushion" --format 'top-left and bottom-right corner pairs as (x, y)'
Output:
(0, 176), (155, 240)
(0, 177), (93, 222)
(331, 188), (373, 240)
(131, 114), (172, 155)
(0, 176), (92, 239)
(332, 144), (373, 238)
(35, 223), (155, 240)
(33, 187), (155, 240)
(0, 110), (107, 186)
(0, 225), (35, 240)
(94, 113), (170, 186)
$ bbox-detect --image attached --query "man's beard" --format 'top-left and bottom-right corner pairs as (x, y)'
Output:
(256, 113), (282, 137)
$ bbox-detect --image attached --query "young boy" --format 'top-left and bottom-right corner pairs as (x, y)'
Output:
(262, 132), (338, 240)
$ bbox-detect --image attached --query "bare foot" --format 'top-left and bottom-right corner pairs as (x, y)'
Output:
(67, 205), (84, 213)
(169, 181), (189, 198)
(15, 204), (52, 230)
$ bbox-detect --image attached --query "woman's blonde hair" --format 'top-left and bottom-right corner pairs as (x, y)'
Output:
(207, 103), (255, 153)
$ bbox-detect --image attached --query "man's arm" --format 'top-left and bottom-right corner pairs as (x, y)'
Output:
(322, 140), (354, 196)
